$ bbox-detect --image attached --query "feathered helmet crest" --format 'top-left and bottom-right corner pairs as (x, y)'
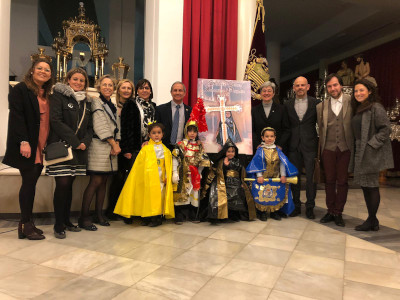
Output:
(184, 98), (208, 138)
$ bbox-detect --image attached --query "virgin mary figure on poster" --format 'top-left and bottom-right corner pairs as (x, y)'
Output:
(197, 79), (253, 155)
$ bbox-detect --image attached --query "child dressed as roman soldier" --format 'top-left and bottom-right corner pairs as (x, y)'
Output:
(172, 98), (211, 224)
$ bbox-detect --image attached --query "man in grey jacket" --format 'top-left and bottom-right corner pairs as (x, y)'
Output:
(316, 74), (353, 227)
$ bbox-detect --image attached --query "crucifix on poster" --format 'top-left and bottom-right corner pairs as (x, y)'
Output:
(197, 78), (253, 154)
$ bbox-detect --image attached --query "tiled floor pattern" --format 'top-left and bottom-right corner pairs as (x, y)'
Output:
(0, 188), (399, 299)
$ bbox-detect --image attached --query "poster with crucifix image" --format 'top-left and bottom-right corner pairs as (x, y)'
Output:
(197, 79), (253, 154)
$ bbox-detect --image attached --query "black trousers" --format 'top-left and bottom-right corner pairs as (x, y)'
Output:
(288, 147), (317, 209)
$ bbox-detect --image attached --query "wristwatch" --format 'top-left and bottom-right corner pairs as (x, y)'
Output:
(20, 141), (29, 145)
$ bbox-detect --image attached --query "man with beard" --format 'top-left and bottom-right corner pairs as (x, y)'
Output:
(317, 74), (353, 227)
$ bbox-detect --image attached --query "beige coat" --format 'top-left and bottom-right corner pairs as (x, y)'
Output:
(316, 93), (353, 154)
(87, 97), (121, 173)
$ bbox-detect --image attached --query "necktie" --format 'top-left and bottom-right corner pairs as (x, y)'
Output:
(170, 104), (180, 144)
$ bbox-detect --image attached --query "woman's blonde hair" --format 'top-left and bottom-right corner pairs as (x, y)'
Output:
(116, 79), (135, 108)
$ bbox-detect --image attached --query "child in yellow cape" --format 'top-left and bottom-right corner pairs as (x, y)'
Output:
(114, 122), (176, 227)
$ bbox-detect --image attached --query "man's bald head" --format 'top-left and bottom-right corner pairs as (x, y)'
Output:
(293, 76), (310, 99)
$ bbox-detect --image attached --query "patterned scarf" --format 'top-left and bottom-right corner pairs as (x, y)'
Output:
(137, 96), (155, 137)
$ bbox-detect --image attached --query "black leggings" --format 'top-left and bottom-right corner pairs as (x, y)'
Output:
(19, 164), (43, 223)
(361, 186), (380, 221)
(53, 176), (76, 231)
(81, 174), (109, 225)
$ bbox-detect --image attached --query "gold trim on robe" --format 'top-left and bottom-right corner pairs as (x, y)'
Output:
(173, 140), (211, 203)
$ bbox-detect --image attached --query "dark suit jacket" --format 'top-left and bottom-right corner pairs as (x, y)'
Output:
(155, 101), (192, 150)
(251, 101), (290, 154)
(284, 96), (320, 153)
(3, 82), (41, 169)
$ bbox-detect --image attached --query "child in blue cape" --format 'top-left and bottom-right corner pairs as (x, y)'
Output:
(246, 127), (298, 221)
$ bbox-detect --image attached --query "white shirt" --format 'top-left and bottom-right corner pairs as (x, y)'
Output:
(330, 94), (343, 116)
(154, 143), (165, 189)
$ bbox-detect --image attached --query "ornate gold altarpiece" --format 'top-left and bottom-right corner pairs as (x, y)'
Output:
(51, 2), (109, 82)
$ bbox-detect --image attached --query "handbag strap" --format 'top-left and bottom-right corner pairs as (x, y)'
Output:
(75, 101), (87, 135)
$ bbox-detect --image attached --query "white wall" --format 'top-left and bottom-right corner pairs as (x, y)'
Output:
(236, 0), (257, 81)
(144, 0), (184, 105)
(0, 0), (11, 156)
(9, 0), (39, 81)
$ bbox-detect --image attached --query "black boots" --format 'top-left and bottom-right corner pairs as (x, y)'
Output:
(18, 221), (45, 240)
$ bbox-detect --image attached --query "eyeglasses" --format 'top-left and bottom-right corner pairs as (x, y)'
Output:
(35, 66), (51, 73)
(138, 86), (151, 90)
(101, 83), (114, 88)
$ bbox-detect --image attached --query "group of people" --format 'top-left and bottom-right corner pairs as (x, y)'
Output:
(3, 58), (393, 241)
(251, 74), (393, 231)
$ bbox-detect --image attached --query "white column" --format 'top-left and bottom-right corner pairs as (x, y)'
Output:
(236, 0), (257, 81)
(267, 41), (281, 84)
(0, 0), (11, 156)
(144, 0), (184, 105)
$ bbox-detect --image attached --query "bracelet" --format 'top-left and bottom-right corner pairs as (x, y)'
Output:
(20, 141), (29, 145)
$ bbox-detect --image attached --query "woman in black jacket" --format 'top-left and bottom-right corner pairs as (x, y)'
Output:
(3, 58), (54, 240)
(118, 79), (155, 224)
(251, 81), (290, 154)
(120, 79), (156, 159)
(46, 68), (93, 238)
(105, 79), (135, 220)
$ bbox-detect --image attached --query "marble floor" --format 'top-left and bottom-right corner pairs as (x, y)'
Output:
(0, 188), (400, 299)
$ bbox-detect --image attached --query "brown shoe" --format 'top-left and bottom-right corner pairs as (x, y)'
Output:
(30, 220), (44, 235)
(18, 221), (45, 240)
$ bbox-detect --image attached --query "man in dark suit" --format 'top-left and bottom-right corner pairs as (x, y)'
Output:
(155, 81), (192, 150)
(285, 76), (319, 219)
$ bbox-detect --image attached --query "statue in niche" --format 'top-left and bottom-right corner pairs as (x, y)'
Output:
(71, 50), (94, 77)
(337, 60), (354, 86)
(354, 54), (377, 86)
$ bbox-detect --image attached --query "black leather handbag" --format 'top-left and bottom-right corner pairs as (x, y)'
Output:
(43, 102), (86, 166)
(43, 142), (73, 166)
